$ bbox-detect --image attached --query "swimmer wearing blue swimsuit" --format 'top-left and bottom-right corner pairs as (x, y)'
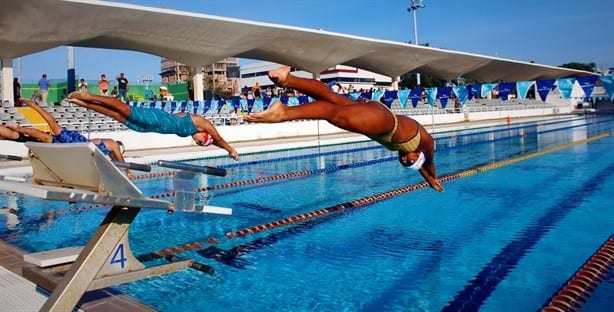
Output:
(16, 98), (134, 178)
(68, 91), (239, 161)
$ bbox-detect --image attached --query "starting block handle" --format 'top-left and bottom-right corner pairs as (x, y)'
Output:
(0, 154), (23, 161)
(112, 161), (152, 172)
(157, 160), (226, 177)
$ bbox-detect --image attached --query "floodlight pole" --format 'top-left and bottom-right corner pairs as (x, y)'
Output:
(408, 1), (433, 133)
(408, 0), (424, 87)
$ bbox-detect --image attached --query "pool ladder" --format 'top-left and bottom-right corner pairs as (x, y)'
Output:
(541, 234), (614, 311)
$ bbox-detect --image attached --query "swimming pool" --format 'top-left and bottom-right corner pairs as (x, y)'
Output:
(1, 115), (612, 311)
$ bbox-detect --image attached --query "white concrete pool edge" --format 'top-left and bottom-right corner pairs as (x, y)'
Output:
(0, 113), (579, 176)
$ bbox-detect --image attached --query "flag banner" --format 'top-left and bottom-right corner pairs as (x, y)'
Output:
(359, 91), (372, 101)
(397, 89), (410, 108)
(349, 91), (361, 100)
(371, 90), (384, 102)
(262, 96), (273, 110)
(426, 87), (438, 108)
(287, 96), (299, 106)
(536, 79), (556, 102)
(298, 95), (309, 104)
(231, 96), (240, 111)
(481, 83), (497, 98)
(409, 88), (422, 108)
(240, 98), (248, 112)
(516, 81), (534, 100)
(453, 86), (468, 105)
(254, 98), (264, 112)
(599, 75), (614, 100)
(497, 82), (515, 101)
(203, 100), (212, 114)
(437, 86), (452, 108)
(576, 75), (599, 99)
(382, 90), (397, 108)
(556, 78), (575, 99)
(468, 84), (481, 100)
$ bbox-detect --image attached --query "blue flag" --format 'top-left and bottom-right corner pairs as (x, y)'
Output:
(536, 79), (555, 102)
(409, 88), (422, 108)
(516, 81), (534, 100)
(576, 75), (598, 100)
(453, 86), (468, 105)
(371, 90), (384, 102)
(425, 87), (438, 107)
(397, 89), (410, 108)
(467, 84), (481, 100)
(437, 86), (452, 108)
(556, 78), (575, 99)
(382, 90), (397, 108)
(497, 82), (515, 101)
(481, 83), (497, 98)
(599, 75), (614, 100)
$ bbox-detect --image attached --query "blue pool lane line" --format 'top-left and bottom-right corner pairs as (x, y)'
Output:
(441, 163), (614, 311)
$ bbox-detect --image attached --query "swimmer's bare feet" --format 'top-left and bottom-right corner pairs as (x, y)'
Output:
(245, 101), (288, 123)
(67, 97), (88, 107)
(267, 66), (291, 87)
(68, 91), (97, 102)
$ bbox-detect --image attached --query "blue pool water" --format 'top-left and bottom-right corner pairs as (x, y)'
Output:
(1, 115), (613, 311)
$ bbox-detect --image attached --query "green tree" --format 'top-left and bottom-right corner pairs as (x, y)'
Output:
(560, 62), (597, 72)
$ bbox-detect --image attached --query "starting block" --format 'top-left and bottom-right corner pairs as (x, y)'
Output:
(0, 142), (232, 311)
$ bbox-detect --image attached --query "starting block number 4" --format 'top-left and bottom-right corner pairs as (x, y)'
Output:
(98, 234), (144, 277)
(110, 244), (128, 269)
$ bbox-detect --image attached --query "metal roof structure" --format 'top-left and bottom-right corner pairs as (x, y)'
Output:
(0, 0), (592, 82)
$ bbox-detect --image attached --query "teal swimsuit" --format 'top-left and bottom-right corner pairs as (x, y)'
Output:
(123, 107), (197, 137)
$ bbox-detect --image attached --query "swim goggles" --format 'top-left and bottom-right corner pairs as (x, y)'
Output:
(406, 152), (425, 170)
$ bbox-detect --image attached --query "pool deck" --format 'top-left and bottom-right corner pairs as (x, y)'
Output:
(0, 114), (581, 311)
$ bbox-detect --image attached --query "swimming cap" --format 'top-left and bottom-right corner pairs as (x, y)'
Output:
(407, 152), (425, 170)
(197, 132), (213, 147)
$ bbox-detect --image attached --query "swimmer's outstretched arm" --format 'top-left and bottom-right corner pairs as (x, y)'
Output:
(191, 115), (239, 161)
(7, 125), (52, 143)
(0, 125), (19, 140)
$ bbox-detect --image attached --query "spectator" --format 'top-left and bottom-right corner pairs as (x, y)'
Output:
(229, 107), (238, 126)
(78, 78), (88, 92)
(38, 74), (51, 104)
(159, 86), (174, 101)
(252, 82), (261, 98)
(98, 74), (110, 95)
(265, 86), (272, 98)
(111, 86), (118, 98)
(13, 77), (21, 106)
(116, 73), (129, 102)
(8, 98), (134, 178)
(187, 80), (194, 101)
(31, 90), (41, 102)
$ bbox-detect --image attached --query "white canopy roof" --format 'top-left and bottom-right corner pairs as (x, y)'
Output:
(0, 0), (591, 82)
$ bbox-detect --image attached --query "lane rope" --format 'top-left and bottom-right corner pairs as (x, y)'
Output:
(135, 133), (610, 262)
(224, 133), (610, 238)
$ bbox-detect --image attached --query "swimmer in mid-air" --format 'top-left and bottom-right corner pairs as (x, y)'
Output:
(246, 66), (443, 192)
(4, 98), (134, 178)
(68, 92), (239, 161)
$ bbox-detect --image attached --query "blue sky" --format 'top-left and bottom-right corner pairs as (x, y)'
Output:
(15, 0), (613, 83)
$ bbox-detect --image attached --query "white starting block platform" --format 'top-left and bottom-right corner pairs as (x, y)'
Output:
(0, 142), (233, 312)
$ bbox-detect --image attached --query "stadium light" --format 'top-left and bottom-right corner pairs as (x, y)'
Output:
(408, 0), (425, 86)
